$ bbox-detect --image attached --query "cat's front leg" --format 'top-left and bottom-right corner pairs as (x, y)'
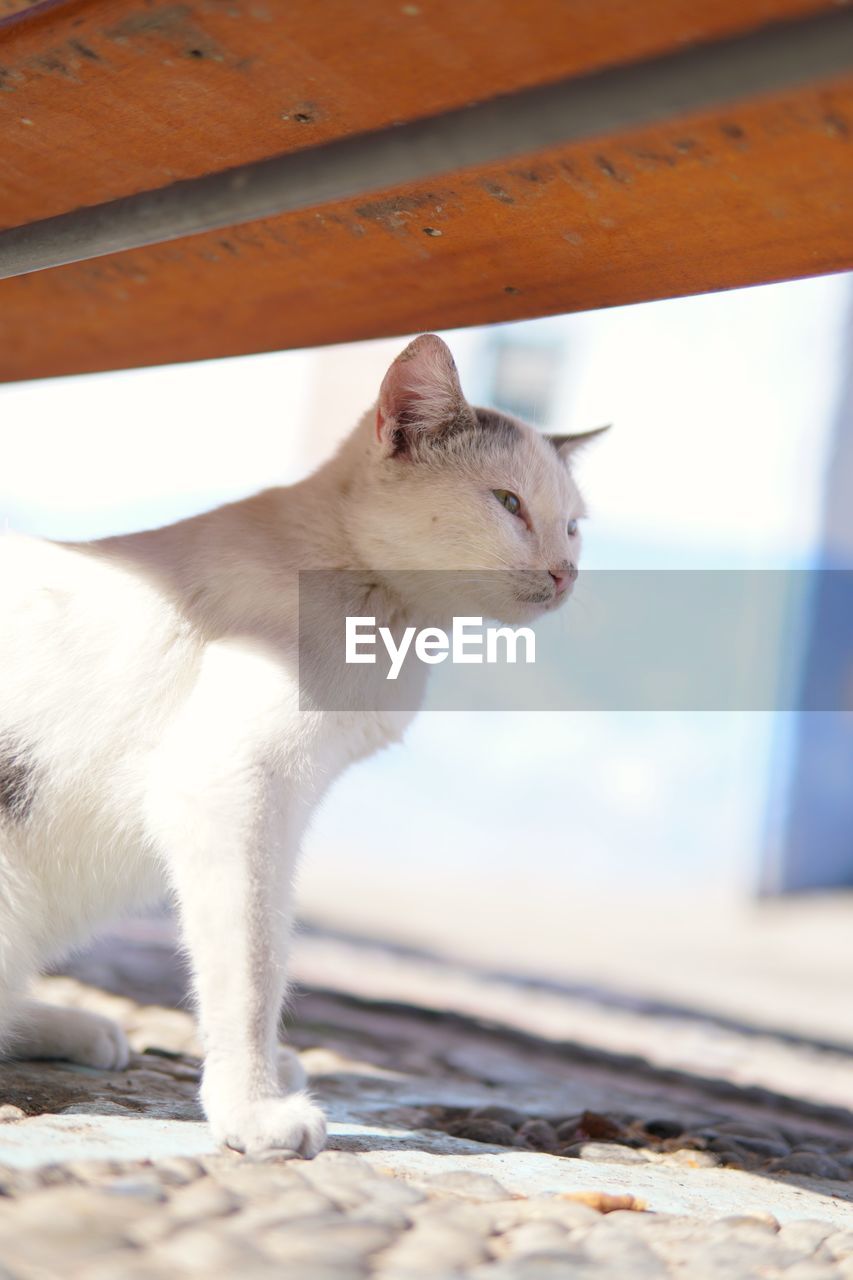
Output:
(150, 676), (325, 1159)
(166, 777), (325, 1157)
(150, 641), (326, 1157)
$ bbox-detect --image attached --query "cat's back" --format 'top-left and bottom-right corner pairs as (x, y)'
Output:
(0, 531), (199, 730)
(0, 532), (113, 653)
(2, 529), (107, 602)
(1, 529), (172, 647)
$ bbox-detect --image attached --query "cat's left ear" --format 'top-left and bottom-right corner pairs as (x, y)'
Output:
(376, 333), (472, 455)
(547, 425), (611, 463)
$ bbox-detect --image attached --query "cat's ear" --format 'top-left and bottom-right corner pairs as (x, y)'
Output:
(547, 425), (611, 463)
(376, 334), (471, 454)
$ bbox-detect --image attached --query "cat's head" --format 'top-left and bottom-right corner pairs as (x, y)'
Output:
(347, 333), (606, 624)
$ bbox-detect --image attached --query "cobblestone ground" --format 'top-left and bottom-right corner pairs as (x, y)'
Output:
(1, 926), (853, 1279)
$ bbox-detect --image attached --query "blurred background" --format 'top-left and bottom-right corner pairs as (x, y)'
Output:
(2, 271), (852, 1046)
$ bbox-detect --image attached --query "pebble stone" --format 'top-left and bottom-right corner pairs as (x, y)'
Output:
(263, 1220), (396, 1265)
(5, 971), (853, 1279)
(826, 1232), (853, 1260)
(450, 1118), (519, 1146)
(376, 1219), (490, 1273)
(784, 1267), (845, 1280)
(424, 1104), (853, 1186)
(568, 1142), (652, 1165)
(515, 1120), (560, 1152)
(426, 1171), (516, 1202)
(777, 1220), (837, 1251)
(167, 1178), (241, 1221)
(2, 1129), (853, 1280)
(769, 1153), (850, 1181)
(497, 1221), (573, 1256)
(0, 1131), (852, 1279)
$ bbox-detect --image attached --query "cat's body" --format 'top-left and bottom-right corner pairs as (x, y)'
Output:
(0, 335), (596, 1155)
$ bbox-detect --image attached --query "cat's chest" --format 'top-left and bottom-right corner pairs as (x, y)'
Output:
(313, 707), (416, 776)
(298, 635), (428, 779)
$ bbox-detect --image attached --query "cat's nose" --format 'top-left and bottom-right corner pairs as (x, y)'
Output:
(550, 563), (577, 594)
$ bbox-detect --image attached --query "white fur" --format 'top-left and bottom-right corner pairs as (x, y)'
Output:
(0, 335), (591, 1156)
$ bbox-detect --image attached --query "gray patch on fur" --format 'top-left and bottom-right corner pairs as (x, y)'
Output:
(402, 404), (477, 459)
(402, 405), (519, 463)
(473, 408), (521, 447)
(0, 739), (35, 822)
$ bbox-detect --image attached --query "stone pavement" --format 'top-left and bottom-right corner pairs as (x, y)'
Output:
(1, 923), (853, 1278)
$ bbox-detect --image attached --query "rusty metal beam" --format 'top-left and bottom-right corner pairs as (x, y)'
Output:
(1, 5), (852, 281)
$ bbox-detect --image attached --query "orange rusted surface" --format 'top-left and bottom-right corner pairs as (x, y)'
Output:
(0, 0), (851, 382)
(0, 0), (41, 17)
(1, 74), (851, 384)
(0, 0), (838, 228)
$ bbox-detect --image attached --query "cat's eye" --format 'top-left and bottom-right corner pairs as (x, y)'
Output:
(567, 518), (578, 537)
(493, 489), (521, 517)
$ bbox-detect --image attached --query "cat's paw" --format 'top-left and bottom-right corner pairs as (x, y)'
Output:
(68, 1011), (131, 1070)
(10, 1004), (131, 1070)
(208, 1091), (327, 1158)
(277, 1045), (308, 1092)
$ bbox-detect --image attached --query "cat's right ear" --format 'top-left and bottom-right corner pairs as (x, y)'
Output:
(547, 425), (611, 462)
(376, 334), (469, 456)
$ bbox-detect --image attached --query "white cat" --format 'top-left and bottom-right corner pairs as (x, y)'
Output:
(0, 334), (601, 1156)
